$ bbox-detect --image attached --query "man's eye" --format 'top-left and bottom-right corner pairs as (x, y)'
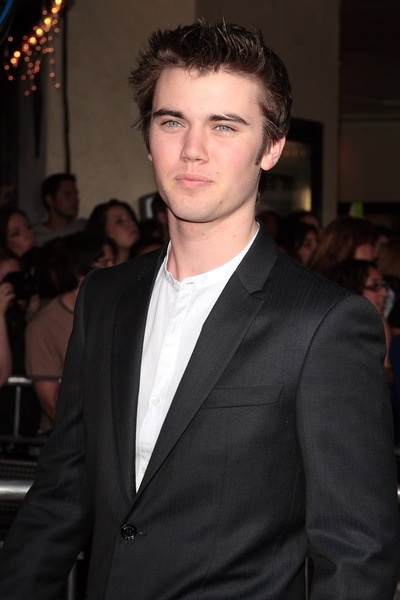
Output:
(163, 120), (181, 128)
(215, 124), (234, 132)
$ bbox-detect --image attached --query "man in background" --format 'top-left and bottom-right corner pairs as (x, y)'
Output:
(33, 173), (86, 245)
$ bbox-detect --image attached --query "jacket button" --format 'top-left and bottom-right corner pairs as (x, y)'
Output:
(121, 523), (137, 540)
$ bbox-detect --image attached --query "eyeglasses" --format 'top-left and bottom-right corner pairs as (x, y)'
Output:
(363, 281), (389, 292)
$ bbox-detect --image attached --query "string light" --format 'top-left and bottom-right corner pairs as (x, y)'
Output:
(2, 0), (65, 96)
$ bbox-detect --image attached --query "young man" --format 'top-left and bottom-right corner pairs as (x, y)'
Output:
(33, 172), (86, 246)
(0, 21), (399, 599)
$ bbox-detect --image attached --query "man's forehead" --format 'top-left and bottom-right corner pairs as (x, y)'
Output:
(152, 67), (262, 113)
(154, 66), (258, 87)
(58, 181), (77, 192)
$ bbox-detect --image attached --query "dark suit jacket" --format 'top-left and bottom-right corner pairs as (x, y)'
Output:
(0, 227), (399, 599)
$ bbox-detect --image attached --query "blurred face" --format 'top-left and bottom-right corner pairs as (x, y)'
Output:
(299, 214), (322, 239)
(105, 206), (139, 250)
(374, 233), (389, 258)
(6, 213), (36, 257)
(49, 180), (79, 220)
(354, 242), (376, 261)
(297, 231), (319, 266)
(93, 244), (116, 268)
(362, 266), (389, 315)
(0, 258), (20, 280)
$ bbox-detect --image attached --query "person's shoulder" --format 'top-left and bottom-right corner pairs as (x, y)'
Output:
(276, 250), (351, 297)
(32, 222), (57, 246)
(85, 247), (164, 290)
(27, 297), (61, 326)
(66, 218), (86, 234)
(241, 228), (353, 308)
(28, 296), (55, 316)
(32, 221), (50, 238)
(269, 250), (368, 319)
(32, 220), (47, 232)
(271, 253), (385, 342)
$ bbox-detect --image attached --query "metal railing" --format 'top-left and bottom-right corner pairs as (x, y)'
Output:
(2, 375), (60, 438)
(1, 376), (74, 598)
(6, 376), (35, 438)
(0, 479), (32, 500)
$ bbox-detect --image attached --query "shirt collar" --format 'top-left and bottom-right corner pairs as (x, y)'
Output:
(161, 223), (260, 291)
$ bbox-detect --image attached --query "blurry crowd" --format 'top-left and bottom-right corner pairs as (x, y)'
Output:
(0, 173), (167, 436)
(1, 172), (400, 443)
(259, 207), (400, 443)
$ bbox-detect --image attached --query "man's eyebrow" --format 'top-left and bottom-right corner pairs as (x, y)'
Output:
(208, 113), (250, 126)
(152, 109), (184, 120)
(152, 109), (250, 126)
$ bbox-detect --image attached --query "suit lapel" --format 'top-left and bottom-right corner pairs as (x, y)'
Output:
(111, 252), (165, 504)
(135, 228), (279, 499)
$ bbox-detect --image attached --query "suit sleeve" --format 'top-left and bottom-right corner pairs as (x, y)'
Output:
(0, 277), (93, 600)
(296, 293), (400, 599)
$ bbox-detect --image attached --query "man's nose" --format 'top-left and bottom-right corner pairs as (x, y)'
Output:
(180, 126), (208, 162)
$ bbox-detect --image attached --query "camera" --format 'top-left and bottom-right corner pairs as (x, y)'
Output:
(2, 271), (38, 301)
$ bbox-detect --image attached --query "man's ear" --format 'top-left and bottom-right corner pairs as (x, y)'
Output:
(259, 138), (286, 171)
(147, 151), (153, 162)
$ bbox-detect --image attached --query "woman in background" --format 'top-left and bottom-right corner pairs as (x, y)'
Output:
(0, 207), (36, 259)
(0, 207), (41, 305)
(86, 199), (140, 265)
(329, 258), (392, 383)
(377, 238), (400, 338)
(309, 216), (376, 277)
(0, 249), (40, 435)
(277, 219), (319, 267)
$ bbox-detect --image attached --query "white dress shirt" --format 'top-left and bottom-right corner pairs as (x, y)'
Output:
(135, 230), (258, 490)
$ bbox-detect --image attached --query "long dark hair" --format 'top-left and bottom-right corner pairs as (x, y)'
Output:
(328, 259), (378, 295)
(85, 199), (138, 237)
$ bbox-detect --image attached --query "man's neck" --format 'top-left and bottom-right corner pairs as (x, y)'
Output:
(59, 288), (79, 313)
(167, 216), (259, 281)
(44, 214), (73, 231)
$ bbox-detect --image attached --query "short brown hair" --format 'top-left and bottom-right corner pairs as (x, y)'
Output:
(129, 20), (292, 152)
(41, 173), (76, 210)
